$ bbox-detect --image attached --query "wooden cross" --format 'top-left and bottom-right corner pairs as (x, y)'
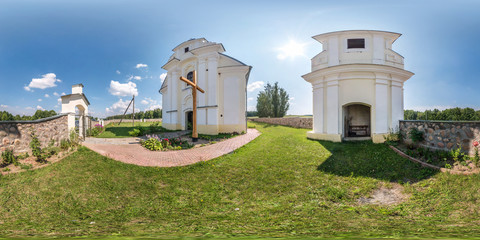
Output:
(179, 70), (205, 141)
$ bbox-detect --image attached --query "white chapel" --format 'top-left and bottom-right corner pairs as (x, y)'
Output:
(302, 30), (414, 143)
(160, 38), (252, 135)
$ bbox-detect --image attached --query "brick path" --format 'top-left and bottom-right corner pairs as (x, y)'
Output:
(81, 129), (261, 167)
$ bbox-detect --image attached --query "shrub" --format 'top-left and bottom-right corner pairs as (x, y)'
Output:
(141, 137), (162, 151)
(29, 132), (46, 163)
(409, 128), (424, 144)
(60, 139), (71, 150)
(450, 145), (465, 163)
(87, 124), (104, 137)
(70, 129), (79, 145)
(1, 148), (18, 167)
(129, 128), (141, 137)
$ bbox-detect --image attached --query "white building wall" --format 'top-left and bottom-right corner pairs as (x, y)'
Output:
(312, 83), (324, 133)
(326, 81), (339, 134)
(374, 79), (389, 134)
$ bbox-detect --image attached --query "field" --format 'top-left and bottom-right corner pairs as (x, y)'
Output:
(1, 122), (479, 239)
(96, 121), (163, 138)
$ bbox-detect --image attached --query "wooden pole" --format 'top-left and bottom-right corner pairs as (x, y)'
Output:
(192, 71), (198, 141)
(132, 95), (135, 127)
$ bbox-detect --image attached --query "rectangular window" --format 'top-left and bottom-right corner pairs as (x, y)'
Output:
(347, 39), (365, 49)
(184, 47), (189, 53)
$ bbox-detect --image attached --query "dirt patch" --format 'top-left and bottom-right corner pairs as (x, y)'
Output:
(358, 184), (409, 205)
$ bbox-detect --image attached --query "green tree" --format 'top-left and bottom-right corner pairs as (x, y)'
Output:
(256, 82), (289, 118)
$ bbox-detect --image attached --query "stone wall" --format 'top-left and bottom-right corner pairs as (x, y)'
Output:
(399, 120), (480, 155)
(0, 114), (69, 154)
(249, 117), (313, 129)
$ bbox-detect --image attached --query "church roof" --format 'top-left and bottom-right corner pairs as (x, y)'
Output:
(172, 38), (207, 51)
(219, 53), (247, 66)
(159, 73), (168, 93)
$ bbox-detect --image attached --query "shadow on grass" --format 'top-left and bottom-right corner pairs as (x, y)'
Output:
(313, 139), (438, 183)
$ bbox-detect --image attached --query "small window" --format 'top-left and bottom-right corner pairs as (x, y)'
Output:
(347, 38), (365, 49)
(187, 71), (193, 81)
(184, 47), (189, 53)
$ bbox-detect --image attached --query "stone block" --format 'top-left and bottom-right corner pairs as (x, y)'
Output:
(2, 137), (9, 145)
(447, 142), (454, 149)
(0, 130), (6, 138)
(428, 128), (434, 134)
(437, 142), (445, 148)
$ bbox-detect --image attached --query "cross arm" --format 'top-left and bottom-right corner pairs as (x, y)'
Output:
(179, 76), (195, 86)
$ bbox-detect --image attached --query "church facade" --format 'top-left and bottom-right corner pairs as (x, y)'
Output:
(302, 30), (414, 143)
(160, 38), (252, 135)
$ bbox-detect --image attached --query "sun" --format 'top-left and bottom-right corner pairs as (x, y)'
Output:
(277, 40), (307, 60)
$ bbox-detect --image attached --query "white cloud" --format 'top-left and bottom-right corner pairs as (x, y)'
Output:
(146, 104), (162, 111)
(141, 100), (149, 105)
(106, 99), (130, 115)
(276, 40), (308, 60)
(0, 104), (8, 109)
(133, 76), (142, 81)
(160, 73), (167, 82)
(247, 81), (264, 92)
(108, 80), (138, 97)
(136, 63), (148, 69)
(61, 92), (66, 95)
(116, 70), (121, 74)
(247, 106), (256, 111)
(44, 94), (50, 98)
(53, 92), (59, 96)
(36, 105), (44, 110)
(38, 99), (42, 102)
(247, 97), (253, 101)
(24, 73), (61, 91)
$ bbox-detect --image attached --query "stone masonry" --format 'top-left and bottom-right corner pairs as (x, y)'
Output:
(0, 114), (69, 154)
(249, 117), (313, 129)
(400, 120), (480, 156)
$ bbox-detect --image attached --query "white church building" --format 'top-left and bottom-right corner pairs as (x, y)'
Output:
(160, 38), (252, 135)
(302, 30), (414, 143)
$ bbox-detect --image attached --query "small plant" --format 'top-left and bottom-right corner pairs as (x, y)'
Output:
(450, 145), (465, 163)
(20, 163), (33, 170)
(384, 128), (400, 145)
(16, 152), (29, 160)
(445, 163), (452, 169)
(87, 124), (104, 137)
(473, 140), (479, 166)
(1, 148), (18, 167)
(129, 128), (141, 137)
(3, 167), (10, 172)
(409, 128), (424, 144)
(60, 139), (71, 150)
(29, 131), (46, 163)
(70, 129), (79, 146)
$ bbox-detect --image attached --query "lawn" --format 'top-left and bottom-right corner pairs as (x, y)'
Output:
(96, 121), (163, 138)
(1, 122), (480, 239)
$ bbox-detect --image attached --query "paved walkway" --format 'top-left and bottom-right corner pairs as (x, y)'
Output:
(81, 129), (261, 167)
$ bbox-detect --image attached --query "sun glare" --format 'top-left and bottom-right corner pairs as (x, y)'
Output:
(277, 40), (307, 60)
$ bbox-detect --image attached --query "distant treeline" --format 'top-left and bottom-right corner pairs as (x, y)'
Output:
(405, 107), (480, 121)
(0, 110), (57, 121)
(105, 108), (162, 120)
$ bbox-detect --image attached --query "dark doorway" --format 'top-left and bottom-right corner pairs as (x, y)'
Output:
(344, 104), (371, 138)
(186, 111), (193, 130)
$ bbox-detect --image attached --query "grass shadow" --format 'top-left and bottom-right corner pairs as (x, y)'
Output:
(313, 139), (438, 183)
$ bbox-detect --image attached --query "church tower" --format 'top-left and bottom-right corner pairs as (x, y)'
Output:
(302, 30), (414, 143)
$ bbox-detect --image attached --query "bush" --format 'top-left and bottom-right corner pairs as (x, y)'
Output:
(409, 128), (424, 144)
(70, 129), (79, 145)
(60, 139), (71, 150)
(129, 128), (141, 137)
(29, 132), (46, 163)
(87, 124), (104, 137)
(1, 148), (18, 167)
(141, 135), (193, 151)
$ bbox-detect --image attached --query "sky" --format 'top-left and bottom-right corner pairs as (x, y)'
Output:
(1, 0), (480, 118)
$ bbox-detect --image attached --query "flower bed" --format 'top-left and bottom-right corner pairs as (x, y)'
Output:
(389, 141), (480, 174)
(141, 135), (193, 151)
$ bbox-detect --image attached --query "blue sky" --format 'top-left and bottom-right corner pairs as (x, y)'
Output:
(1, 0), (479, 118)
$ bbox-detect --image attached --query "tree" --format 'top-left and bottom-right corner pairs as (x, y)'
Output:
(256, 82), (289, 118)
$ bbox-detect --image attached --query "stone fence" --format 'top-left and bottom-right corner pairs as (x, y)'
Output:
(249, 117), (313, 129)
(399, 120), (480, 155)
(0, 114), (69, 154)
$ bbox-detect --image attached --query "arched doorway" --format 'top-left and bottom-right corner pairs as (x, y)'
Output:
(343, 104), (371, 138)
(185, 111), (193, 130)
(75, 105), (87, 139)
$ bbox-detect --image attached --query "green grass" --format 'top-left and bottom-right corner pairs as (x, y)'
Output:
(1, 122), (480, 239)
(96, 122), (163, 138)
